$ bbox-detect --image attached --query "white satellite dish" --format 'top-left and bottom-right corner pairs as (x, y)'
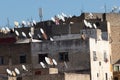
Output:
(87, 22), (92, 28)
(51, 17), (55, 22)
(1, 27), (6, 31)
(6, 69), (12, 76)
(22, 65), (28, 71)
(93, 23), (97, 29)
(37, 34), (41, 39)
(22, 32), (27, 38)
(12, 71), (16, 77)
(60, 15), (65, 22)
(5, 27), (10, 32)
(62, 12), (67, 17)
(40, 62), (46, 68)
(50, 37), (54, 41)
(45, 57), (53, 65)
(40, 28), (44, 34)
(14, 68), (20, 75)
(29, 32), (32, 38)
(52, 59), (57, 66)
(84, 20), (88, 27)
(33, 20), (36, 25)
(14, 21), (19, 27)
(22, 21), (27, 26)
(15, 30), (19, 36)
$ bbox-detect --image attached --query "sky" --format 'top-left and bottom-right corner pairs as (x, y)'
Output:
(0, 0), (120, 28)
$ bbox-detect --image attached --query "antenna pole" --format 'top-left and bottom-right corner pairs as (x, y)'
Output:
(104, 4), (107, 13)
(7, 18), (10, 27)
(39, 8), (43, 22)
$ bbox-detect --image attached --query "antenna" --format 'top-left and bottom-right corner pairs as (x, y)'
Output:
(22, 32), (27, 38)
(22, 65), (28, 71)
(39, 8), (43, 22)
(104, 4), (107, 13)
(14, 68), (20, 75)
(15, 30), (19, 36)
(6, 69), (12, 76)
(52, 59), (57, 66)
(40, 62), (46, 68)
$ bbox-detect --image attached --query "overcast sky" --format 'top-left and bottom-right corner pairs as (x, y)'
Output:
(0, 0), (120, 27)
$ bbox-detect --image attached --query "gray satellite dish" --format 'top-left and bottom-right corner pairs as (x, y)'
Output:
(14, 68), (20, 75)
(6, 69), (12, 76)
(40, 62), (46, 68)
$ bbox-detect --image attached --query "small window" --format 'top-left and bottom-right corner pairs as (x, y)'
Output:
(20, 54), (26, 63)
(38, 54), (48, 63)
(104, 51), (108, 62)
(59, 52), (69, 62)
(0, 56), (4, 65)
(93, 51), (97, 61)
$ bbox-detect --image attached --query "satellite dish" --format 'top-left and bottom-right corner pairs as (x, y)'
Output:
(50, 37), (54, 41)
(52, 59), (57, 66)
(45, 57), (53, 65)
(6, 69), (12, 76)
(14, 21), (19, 27)
(14, 68), (20, 75)
(61, 12), (67, 17)
(15, 30), (19, 36)
(51, 17), (55, 22)
(37, 34), (41, 39)
(40, 62), (46, 68)
(22, 21), (26, 26)
(83, 20), (88, 27)
(29, 32), (32, 38)
(12, 71), (16, 77)
(93, 23), (97, 29)
(40, 28), (44, 34)
(87, 22), (92, 28)
(64, 61), (68, 68)
(22, 32), (27, 38)
(33, 20), (36, 26)
(22, 65), (28, 71)
(60, 15), (65, 22)
(5, 27), (10, 32)
(1, 27), (6, 31)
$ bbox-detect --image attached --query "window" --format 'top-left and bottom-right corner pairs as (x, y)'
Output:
(59, 52), (69, 62)
(104, 51), (108, 62)
(19, 54), (26, 63)
(0, 56), (4, 65)
(38, 54), (48, 63)
(93, 51), (97, 61)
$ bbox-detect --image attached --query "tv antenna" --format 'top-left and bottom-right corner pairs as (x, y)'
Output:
(39, 8), (43, 22)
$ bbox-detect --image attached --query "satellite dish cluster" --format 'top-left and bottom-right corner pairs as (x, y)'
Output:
(51, 12), (72, 25)
(6, 65), (28, 77)
(83, 19), (97, 29)
(111, 6), (120, 13)
(14, 20), (36, 28)
(40, 57), (57, 68)
(0, 27), (11, 34)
